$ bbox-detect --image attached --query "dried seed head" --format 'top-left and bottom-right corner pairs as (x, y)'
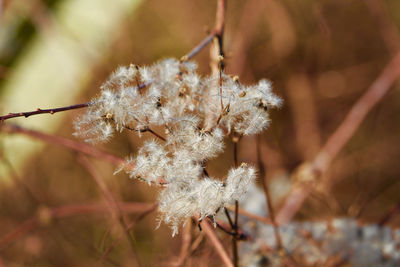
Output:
(73, 57), (281, 235)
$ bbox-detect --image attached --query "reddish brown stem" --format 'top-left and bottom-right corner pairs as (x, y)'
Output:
(0, 103), (90, 122)
(198, 218), (233, 267)
(183, 34), (214, 61)
(1, 123), (168, 185)
(226, 206), (273, 225)
(214, 0), (226, 68)
(379, 200), (400, 226)
(0, 202), (156, 250)
(1, 123), (124, 166)
(98, 205), (156, 265)
(256, 135), (283, 250)
(364, 0), (400, 55)
(0, 31), (215, 123)
(172, 221), (192, 267)
(276, 51), (400, 225)
(77, 155), (141, 266)
(147, 128), (166, 142)
(313, 52), (400, 175)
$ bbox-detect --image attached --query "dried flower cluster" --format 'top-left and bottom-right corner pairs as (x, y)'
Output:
(74, 58), (281, 235)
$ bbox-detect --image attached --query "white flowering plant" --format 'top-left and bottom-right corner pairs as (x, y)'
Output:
(73, 57), (281, 236)
(3, 0), (398, 266)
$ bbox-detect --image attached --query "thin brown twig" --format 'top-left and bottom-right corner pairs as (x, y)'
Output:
(314, 51), (400, 181)
(353, 178), (400, 218)
(378, 200), (400, 226)
(232, 200), (239, 265)
(0, 149), (42, 204)
(1, 123), (124, 166)
(214, 0), (226, 68)
(256, 135), (283, 250)
(172, 220), (192, 267)
(214, 219), (246, 240)
(190, 231), (205, 253)
(0, 32), (215, 124)
(209, 1), (236, 264)
(198, 218), (233, 267)
(224, 208), (235, 229)
(256, 136), (301, 267)
(182, 34), (214, 61)
(364, 0), (400, 55)
(147, 128), (166, 142)
(107, 118), (166, 142)
(0, 202), (156, 250)
(0, 103), (90, 122)
(232, 137), (239, 266)
(77, 155), (142, 266)
(276, 51), (400, 225)
(98, 204), (157, 266)
(0, 123), (168, 185)
(226, 205), (273, 225)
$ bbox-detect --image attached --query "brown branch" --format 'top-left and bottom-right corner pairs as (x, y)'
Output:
(97, 210), (154, 266)
(256, 135), (283, 249)
(214, 0), (226, 37)
(276, 51), (400, 225)
(0, 202), (156, 250)
(0, 123), (124, 165)
(0, 103), (90, 122)
(98, 205), (156, 265)
(214, 0), (226, 68)
(172, 220), (192, 267)
(226, 205), (273, 225)
(77, 155), (141, 266)
(214, 219), (246, 240)
(378, 200), (400, 226)
(210, 3), (236, 263)
(1, 29), (217, 124)
(182, 34), (214, 61)
(0, 123), (168, 185)
(147, 128), (166, 142)
(231, 137), (240, 266)
(364, 0), (400, 55)
(210, 0), (226, 75)
(198, 218), (233, 267)
(255, 136), (301, 266)
(313, 52), (400, 175)
(224, 208), (235, 228)
(122, 123), (166, 142)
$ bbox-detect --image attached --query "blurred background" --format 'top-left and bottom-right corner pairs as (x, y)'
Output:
(0, 0), (400, 266)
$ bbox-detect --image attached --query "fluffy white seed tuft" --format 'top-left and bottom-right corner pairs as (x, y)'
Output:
(73, 58), (280, 235)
